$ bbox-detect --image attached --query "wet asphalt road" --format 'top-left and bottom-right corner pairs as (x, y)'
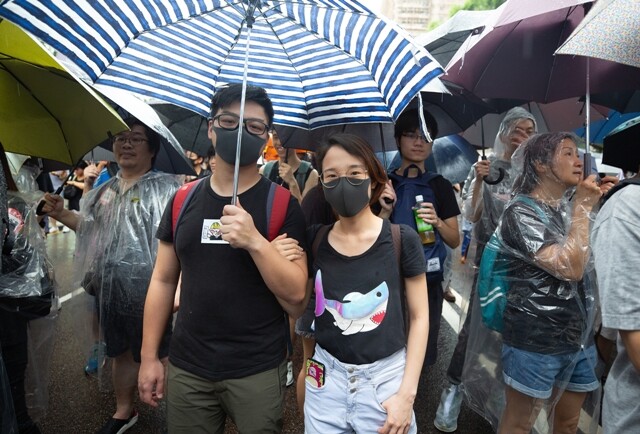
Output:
(36, 230), (494, 434)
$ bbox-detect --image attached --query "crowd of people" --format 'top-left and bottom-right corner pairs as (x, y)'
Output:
(1, 83), (638, 434)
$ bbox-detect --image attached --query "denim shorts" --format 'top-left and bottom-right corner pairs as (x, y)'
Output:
(304, 345), (416, 434)
(502, 344), (600, 399)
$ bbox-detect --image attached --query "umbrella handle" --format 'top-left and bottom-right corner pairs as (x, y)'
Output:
(481, 155), (505, 185)
(36, 163), (78, 215)
(36, 182), (65, 216)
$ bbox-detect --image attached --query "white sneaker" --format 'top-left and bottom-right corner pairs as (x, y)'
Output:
(62, 226), (70, 233)
(286, 360), (294, 387)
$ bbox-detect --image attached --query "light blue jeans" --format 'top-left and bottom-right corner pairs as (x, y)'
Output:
(304, 345), (417, 434)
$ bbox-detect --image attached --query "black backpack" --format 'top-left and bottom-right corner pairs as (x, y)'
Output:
(388, 169), (448, 282)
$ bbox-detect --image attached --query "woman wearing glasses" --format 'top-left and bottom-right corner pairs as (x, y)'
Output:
(303, 134), (429, 434)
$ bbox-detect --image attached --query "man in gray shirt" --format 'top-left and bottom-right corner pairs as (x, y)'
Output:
(592, 172), (640, 434)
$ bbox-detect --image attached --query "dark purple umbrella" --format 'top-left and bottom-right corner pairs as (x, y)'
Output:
(443, 0), (640, 103)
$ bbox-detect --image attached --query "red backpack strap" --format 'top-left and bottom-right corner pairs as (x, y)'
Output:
(266, 183), (290, 241)
(172, 178), (205, 237)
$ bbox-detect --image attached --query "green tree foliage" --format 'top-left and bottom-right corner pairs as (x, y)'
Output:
(450, 0), (507, 17)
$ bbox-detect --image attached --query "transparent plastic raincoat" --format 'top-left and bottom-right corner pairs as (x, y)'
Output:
(0, 190), (58, 428)
(461, 107), (538, 251)
(73, 171), (181, 353)
(462, 132), (603, 433)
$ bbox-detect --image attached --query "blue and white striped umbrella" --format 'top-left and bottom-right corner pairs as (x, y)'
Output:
(0, 0), (444, 130)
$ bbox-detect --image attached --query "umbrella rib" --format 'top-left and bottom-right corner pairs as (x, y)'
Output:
(259, 6), (310, 127)
(472, 24), (518, 96)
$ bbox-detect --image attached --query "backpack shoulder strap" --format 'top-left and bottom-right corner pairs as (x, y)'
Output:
(295, 161), (312, 189)
(421, 171), (442, 183)
(263, 161), (276, 181)
(311, 224), (331, 260)
(390, 223), (402, 271)
(266, 182), (291, 241)
(172, 178), (206, 236)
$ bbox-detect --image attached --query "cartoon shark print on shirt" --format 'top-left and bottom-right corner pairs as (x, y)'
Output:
(314, 269), (389, 335)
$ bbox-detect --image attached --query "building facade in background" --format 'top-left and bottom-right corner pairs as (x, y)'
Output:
(377, 0), (467, 37)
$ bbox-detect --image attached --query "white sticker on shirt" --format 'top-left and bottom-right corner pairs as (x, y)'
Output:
(426, 257), (441, 273)
(201, 219), (228, 244)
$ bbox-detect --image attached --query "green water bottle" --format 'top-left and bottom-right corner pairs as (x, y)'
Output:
(414, 195), (436, 245)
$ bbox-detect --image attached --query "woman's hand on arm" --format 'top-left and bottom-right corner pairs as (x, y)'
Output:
(379, 273), (429, 434)
(221, 199), (308, 316)
(271, 233), (304, 262)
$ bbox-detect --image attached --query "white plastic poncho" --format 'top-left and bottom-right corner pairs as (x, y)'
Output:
(461, 107), (538, 253)
(73, 171), (181, 317)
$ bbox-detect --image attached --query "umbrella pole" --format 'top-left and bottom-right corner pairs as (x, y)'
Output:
(379, 123), (388, 170)
(480, 116), (504, 185)
(231, 12), (256, 205)
(584, 58), (592, 178)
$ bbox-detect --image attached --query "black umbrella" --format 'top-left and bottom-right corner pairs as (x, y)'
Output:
(603, 115), (640, 172)
(587, 90), (640, 114)
(152, 103), (212, 157)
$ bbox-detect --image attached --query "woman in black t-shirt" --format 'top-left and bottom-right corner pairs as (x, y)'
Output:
(303, 134), (428, 434)
(495, 133), (614, 434)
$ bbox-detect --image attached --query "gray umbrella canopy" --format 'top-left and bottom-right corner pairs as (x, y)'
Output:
(416, 9), (496, 68)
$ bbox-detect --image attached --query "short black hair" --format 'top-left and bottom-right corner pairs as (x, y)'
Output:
(394, 108), (439, 141)
(209, 83), (274, 126)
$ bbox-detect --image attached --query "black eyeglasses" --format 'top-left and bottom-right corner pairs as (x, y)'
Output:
(401, 131), (432, 143)
(212, 113), (270, 136)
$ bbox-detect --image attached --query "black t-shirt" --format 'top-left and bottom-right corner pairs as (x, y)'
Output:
(311, 219), (424, 364)
(156, 177), (307, 381)
(499, 197), (590, 354)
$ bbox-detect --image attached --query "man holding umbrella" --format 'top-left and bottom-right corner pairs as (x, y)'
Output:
(139, 84), (308, 433)
(42, 118), (182, 434)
